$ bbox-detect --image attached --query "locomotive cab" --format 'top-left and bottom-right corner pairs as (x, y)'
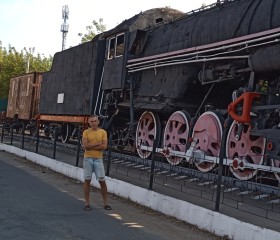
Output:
(100, 8), (185, 142)
(102, 33), (126, 90)
(102, 8), (184, 91)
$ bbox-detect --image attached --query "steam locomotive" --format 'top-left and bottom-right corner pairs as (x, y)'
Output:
(5, 0), (280, 181)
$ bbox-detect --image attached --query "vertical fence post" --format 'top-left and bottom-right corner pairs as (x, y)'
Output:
(106, 133), (113, 176)
(21, 123), (26, 149)
(10, 124), (14, 145)
(215, 118), (232, 211)
(1, 121), (4, 143)
(149, 139), (157, 190)
(35, 125), (39, 153)
(75, 128), (81, 167)
(52, 127), (57, 159)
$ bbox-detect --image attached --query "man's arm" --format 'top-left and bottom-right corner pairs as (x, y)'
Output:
(93, 138), (108, 150)
(93, 129), (108, 150)
(82, 137), (103, 151)
(82, 129), (108, 151)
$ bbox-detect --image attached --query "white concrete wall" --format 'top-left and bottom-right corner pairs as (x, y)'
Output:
(1, 143), (279, 240)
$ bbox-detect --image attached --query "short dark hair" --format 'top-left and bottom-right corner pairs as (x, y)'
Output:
(88, 115), (99, 120)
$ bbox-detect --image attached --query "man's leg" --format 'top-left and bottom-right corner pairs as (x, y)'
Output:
(95, 159), (111, 210)
(84, 180), (91, 206)
(99, 180), (108, 206)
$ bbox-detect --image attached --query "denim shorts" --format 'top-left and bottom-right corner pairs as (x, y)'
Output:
(83, 158), (105, 181)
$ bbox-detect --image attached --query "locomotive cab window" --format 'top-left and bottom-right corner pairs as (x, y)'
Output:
(107, 33), (125, 59)
(108, 37), (116, 59)
(116, 34), (124, 57)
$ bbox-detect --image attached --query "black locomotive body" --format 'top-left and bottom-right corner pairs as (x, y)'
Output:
(123, 0), (280, 116)
(33, 0), (280, 180)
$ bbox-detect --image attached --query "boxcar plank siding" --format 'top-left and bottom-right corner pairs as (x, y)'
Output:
(6, 73), (42, 120)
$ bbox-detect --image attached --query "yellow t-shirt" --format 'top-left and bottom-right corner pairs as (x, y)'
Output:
(83, 128), (107, 158)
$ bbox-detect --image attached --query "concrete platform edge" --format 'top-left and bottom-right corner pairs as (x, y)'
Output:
(1, 143), (279, 240)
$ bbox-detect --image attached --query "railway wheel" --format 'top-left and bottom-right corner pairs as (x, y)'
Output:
(162, 111), (190, 165)
(50, 131), (55, 141)
(44, 125), (50, 137)
(3, 122), (11, 135)
(61, 123), (70, 143)
(136, 111), (160, 159)
(50, 126), (57, 141)
(192, 111), (223, 172)
(29, 127), (37, 137)
(226, 121), (265, 180)
(15, 124), (24, 135)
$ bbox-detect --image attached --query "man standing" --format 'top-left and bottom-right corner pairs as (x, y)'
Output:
(82, 115), (111, 211)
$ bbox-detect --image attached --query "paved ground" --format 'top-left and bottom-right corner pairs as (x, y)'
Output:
(0, 151), (228, 240)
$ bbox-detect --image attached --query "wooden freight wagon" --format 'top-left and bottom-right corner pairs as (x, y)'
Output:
(6, 72), (42, 120)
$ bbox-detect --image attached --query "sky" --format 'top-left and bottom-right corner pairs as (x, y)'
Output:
(0, 0), (215, 57)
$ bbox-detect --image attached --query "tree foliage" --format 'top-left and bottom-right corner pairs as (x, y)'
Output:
(0, 45), (53, 98)
(78, 18), (107, 43)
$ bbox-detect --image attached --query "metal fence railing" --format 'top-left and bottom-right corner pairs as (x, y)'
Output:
(1, 123), (280, 230)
